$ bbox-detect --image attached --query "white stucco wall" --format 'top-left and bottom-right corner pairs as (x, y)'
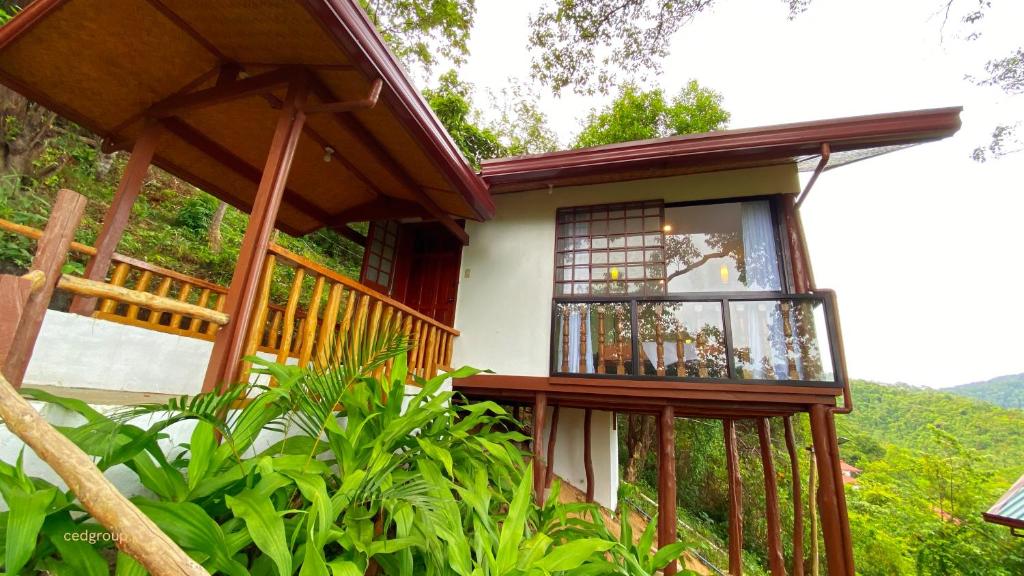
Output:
(542, 408), (618, 510)
(451, 164), (799, 376)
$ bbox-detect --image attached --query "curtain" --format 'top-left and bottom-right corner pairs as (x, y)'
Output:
(739, 202), (788, 379)
(566, 304), (595, 373)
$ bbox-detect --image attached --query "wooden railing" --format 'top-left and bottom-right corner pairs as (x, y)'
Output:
(1, 217), (457, 379)
(236, 244), (457, 382)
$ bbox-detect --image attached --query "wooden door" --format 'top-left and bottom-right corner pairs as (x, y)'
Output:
(400, 222), (463, 326)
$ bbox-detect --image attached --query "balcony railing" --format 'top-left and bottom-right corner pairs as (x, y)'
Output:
(551, 291), (844, 387)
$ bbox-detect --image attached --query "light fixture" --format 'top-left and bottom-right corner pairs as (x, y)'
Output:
(720, 264), (729, 285)
(323, 146), (335, 163)
(663, 224), (672, 233)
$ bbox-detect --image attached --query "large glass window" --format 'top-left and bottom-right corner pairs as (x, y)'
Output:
(662, 201), (782, 293)
(362, 220), (399, 293)
(554, 201), (665, 296)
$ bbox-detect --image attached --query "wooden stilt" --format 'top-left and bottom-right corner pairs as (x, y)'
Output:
(202, 76), (308, 391)
(1, 189), (87, 387)
(658, 405), (677, 576)
(724, 418), (743, 576)
(758, 418), (786, 576)
(533, 392), (548, 505)
(826, 409), (855, 573)
(584, 409), (595, 502)
(784, 416), (805, 576)
(70, 123), (161, 316)
(545, 405), (560, 488)
(809, 405), (854, 576)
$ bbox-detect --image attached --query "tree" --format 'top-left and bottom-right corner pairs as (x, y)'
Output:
(487, 82), (560, 156)
(357, 0), (476, 78)
(422, 71), (507, 166)
(528, 0), (806, 95)
(574, 81), (730, 148)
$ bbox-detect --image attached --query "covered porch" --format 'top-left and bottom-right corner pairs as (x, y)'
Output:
(0, 0), (490, 392)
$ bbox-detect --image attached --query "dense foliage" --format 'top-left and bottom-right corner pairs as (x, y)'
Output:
(0, 332), (691, 575)
(620, 379), (1024, 575)
(946, 373), (1024, 410)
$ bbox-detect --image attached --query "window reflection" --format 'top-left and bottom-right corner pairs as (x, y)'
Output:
(637, 302), (727, 378)
(729, 300), (834, 381)
(554, 302), (634, 375)
(663, 201), (781, 292)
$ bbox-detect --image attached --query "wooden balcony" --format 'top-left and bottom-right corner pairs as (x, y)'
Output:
(0, 216), (456, 388)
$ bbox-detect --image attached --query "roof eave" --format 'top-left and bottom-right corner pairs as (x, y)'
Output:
(480, 106), (963, 193)
(300, 0), (494, 220)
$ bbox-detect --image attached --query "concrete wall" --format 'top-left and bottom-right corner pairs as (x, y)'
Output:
(542, 408), (618, 510)
(452, 165), (800, 511)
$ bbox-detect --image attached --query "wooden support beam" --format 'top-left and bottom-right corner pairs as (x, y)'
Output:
(658, 405), (678, 576)
(758, 418), (786, 576)
(3, 190), (87, 387)
(544, 405), (560, 488)
(334, 224), (367, 247)
(724, 418), (743, 576)
(307, 77), (469, 244)
(159, 117), (332, 224)
(533, 392), (547, 505)
(826, 408), (855, 573)
(70, 124), (160, 315)
(809, 405), (853, 576)
(784, 416), (805, 576)
(147, 67), (298, 118)
(203, 77), (308, 392)
(583, 408), (595, 502)
(305, 78), (382, 114)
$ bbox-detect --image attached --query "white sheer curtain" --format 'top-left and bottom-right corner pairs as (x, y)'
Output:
(566, 304), (595, 373)
(739, 201), (788, 379)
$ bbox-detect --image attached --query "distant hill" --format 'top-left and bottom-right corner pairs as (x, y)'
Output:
(946, 373), (1024, 410)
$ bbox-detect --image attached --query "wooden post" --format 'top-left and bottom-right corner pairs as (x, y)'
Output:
(758, 418), (786, 576)
(203, 76), (308, 391)
(781, 194), (813, 293)
(675, 329), (685, 377)
(826, 408), (855, 573)
(596, 308), (606, 373)
(655, 304), (665, 376)
(533, 392), (547, 505)
(808, 446), (819, 576)
(0, 371), (209, 575)
(809, 405), (853, 576)
(724, 418), (743, 576)
(583, 408), (595, 502)
(70, 124), (160, 316)
(658, 405), (677, 576)
(2, 189), (87, 387)
(615, 308), (625, 375)
(578, 306), (588, 373)
(544, 405), (560, 488)
(561, 309), (570, 372)
(784, 416), (805, 576)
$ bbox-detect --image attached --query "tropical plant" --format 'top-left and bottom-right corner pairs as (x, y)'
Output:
(0, 327), (688, 574)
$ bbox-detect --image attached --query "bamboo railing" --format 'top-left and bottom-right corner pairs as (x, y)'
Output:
(1, 218), (458, 380)
(237, 245), (458, 382)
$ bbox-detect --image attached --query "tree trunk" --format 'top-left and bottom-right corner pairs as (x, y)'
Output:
(208, 201), (228, 252)
(0, 85), (57, 186)
(623, 414), (654, 483)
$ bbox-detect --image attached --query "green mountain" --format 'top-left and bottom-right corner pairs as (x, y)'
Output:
(945, 373), (1024, 410)
(835, 380), (1024, 575)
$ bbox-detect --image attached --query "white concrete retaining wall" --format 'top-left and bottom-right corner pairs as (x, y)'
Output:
(542, 408), (618, 510)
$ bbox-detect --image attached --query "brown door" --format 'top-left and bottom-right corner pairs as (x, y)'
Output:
(400, 222), (463, 326)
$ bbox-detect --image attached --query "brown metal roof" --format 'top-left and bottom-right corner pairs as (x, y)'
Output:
(0, 0), (493, 236)
(481, 107), (963, 193)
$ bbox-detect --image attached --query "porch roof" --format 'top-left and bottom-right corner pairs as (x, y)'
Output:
(984, 474), (1024, 530)
(480, 107), (963, 193)
(0, 0), (493, 236)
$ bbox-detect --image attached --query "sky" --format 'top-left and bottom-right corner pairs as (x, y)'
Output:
(454, 0), (1024, 388)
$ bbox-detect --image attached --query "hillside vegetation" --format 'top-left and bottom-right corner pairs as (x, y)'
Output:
(946, 373), (1024, 410)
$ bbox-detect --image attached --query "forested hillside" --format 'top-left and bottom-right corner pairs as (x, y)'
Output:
(621, 380), (1024, 576)
(946, 373), (1024, 410)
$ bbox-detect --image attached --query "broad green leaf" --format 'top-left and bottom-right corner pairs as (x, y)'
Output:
(327, 559), (364, 576)
(115, 551), (149, 576)
(42, 513), (109, 576)
(4, 483), (56, 574)
(534, 538), (615, 572)
(188, 421), (217, 489)
(134, 498), (249, 576)
(226, 489), (292, 576)
(650, 542), (689, 572)
(496, 463), (534, 574)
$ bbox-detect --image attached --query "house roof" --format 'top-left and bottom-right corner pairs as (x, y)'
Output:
(840, 461), (862, 474)
(480, 107), (963, 193)
(0, 0), (493, 236)
(984, 474), (1024, 529)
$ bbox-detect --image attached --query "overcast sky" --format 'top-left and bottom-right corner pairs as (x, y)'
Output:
(456, 0), (1024, 388)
